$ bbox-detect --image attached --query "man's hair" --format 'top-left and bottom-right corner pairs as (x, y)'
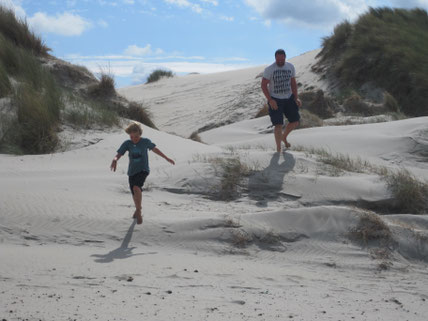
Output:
(275, 49), (286, 57)
(125, 122), (143, 135)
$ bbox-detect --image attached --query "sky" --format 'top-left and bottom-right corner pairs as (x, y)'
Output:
(1, 0), (427, 87)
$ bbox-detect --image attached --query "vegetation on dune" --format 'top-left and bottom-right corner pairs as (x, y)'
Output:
(0, 6), (50, 56)
(146, 69), (174, 83)
(0, 5), (156, 154)
(317, 7), (428, 116)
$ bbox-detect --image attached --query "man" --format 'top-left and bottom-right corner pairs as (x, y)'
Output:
(261, 49), (302, 152)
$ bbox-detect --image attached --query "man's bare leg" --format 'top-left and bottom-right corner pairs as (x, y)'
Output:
(274, 125), (283, 152)
(132, 186), (143, 224)
(282, 121), (299, 148)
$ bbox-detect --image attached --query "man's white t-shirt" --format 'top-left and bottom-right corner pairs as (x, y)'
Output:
(263, 62), (295, 99)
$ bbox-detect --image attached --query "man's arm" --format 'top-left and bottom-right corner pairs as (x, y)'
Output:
(110, 153), (122, 172)
(290, 77), (302, 107)
(261, 78), (278, 110)
(152, 147), (175, 165)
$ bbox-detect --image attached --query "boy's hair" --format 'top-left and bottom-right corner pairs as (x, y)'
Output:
(275, 49), (286, 57)
(125, 122), (142, 135)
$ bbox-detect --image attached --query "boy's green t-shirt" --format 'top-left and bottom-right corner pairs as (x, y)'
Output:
(117, 138), (156, 176)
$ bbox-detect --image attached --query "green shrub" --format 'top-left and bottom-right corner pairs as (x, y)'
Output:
(88, 73), (116, 98)
(15, 84), (60, 153)
(116, 101), (156, 129)
(317, 7), (428, 116)
(0, 6), (50, 56)
(146, 69), (174, 83)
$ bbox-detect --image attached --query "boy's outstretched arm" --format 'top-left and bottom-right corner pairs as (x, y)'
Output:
(110, 153), (122, 171)
(152, 147), (175, 165)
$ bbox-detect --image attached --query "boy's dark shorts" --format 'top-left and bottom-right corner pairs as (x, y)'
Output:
(268, 95), (301, 125)
(129, 171), (149, 194)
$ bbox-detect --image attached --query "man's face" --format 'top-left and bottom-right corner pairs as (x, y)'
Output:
(129, 132), (141, 144)
(275, 54), (286, 67)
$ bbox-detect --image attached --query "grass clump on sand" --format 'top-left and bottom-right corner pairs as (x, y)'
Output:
(14, 82), (62, 154)
(123, 102), (156, 129)
(88, 73), (116, 98)
(348, 211), (394, 249)
(63, 94), (119, 129)
(383, 168), (428, 214)
(0, 35), (62, 154)
(295, 145), (428, 214)
(0, 6), (50, 56)
(316, 7), (428, 117)
(146, 69), (174, 83)
(189, 131), (203, 143)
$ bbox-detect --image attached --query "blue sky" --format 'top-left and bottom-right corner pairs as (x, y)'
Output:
(2, 0), (427, 87)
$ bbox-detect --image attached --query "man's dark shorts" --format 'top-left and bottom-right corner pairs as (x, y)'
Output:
(129, 171), (149, 194)
(268, 94), (301, 125)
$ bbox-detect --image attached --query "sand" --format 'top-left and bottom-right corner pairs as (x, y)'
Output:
(1, 50), (428, 320)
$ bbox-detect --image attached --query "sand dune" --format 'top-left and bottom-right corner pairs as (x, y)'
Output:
(2, 54), (428, 320)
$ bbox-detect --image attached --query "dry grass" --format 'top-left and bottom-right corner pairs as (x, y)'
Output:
(189, 131), (203, 143)
(255, 104), (268, 118)
(348, 211), (394, 247)
(383, 168), (428, 214)
(299, 109), (324, 129)
(231, 229), (253, 248)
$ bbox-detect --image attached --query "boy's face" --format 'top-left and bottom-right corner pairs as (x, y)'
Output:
(129, 132), (141, 144)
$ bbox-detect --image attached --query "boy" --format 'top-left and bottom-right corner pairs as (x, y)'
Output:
(110, 122), (175, 224)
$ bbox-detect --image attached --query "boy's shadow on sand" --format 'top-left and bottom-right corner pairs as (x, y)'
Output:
(247, 151), (298, 207)
(92, 220), (154, 263)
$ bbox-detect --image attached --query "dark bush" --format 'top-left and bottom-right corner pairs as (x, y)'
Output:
(146, 69), (174, 83)
(316, 7), (428, 116)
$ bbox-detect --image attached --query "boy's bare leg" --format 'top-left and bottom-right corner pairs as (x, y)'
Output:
(282, 121), (299, 148)
(132, 186), (143, 224)
(274, 125), (283, 152)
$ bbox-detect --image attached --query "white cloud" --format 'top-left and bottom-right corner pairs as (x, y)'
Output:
(124, 44), (164, 56)
(244, 0), (370, 28)
(123, 0), (135, 4)
(164, 0), (203, 13)
(27, 12), (92, 36)
(0, 0), (26, 18)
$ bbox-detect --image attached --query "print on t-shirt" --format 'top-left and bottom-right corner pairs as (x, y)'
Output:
(272, 69), (292, 96)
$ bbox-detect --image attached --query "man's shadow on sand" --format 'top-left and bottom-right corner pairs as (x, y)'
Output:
(91, 219), (153, 263)
(247, 151), (298, 207)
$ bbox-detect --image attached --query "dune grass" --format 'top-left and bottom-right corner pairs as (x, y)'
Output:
(146, 69), (174, 84)
(0, 6), (50, 56)
(0, 60), (11, 97)
(88, 73), (116, 98)
(295, 145), (428, 214)
(317, 7), (428, 117)
(189, 131), (203, 143)
(14, 83), (62, 154)
(383, 168), (428, 214)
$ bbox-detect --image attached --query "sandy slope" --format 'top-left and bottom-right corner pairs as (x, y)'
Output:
(118, 49), (326, 137)
(1, 118), (428, 320)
